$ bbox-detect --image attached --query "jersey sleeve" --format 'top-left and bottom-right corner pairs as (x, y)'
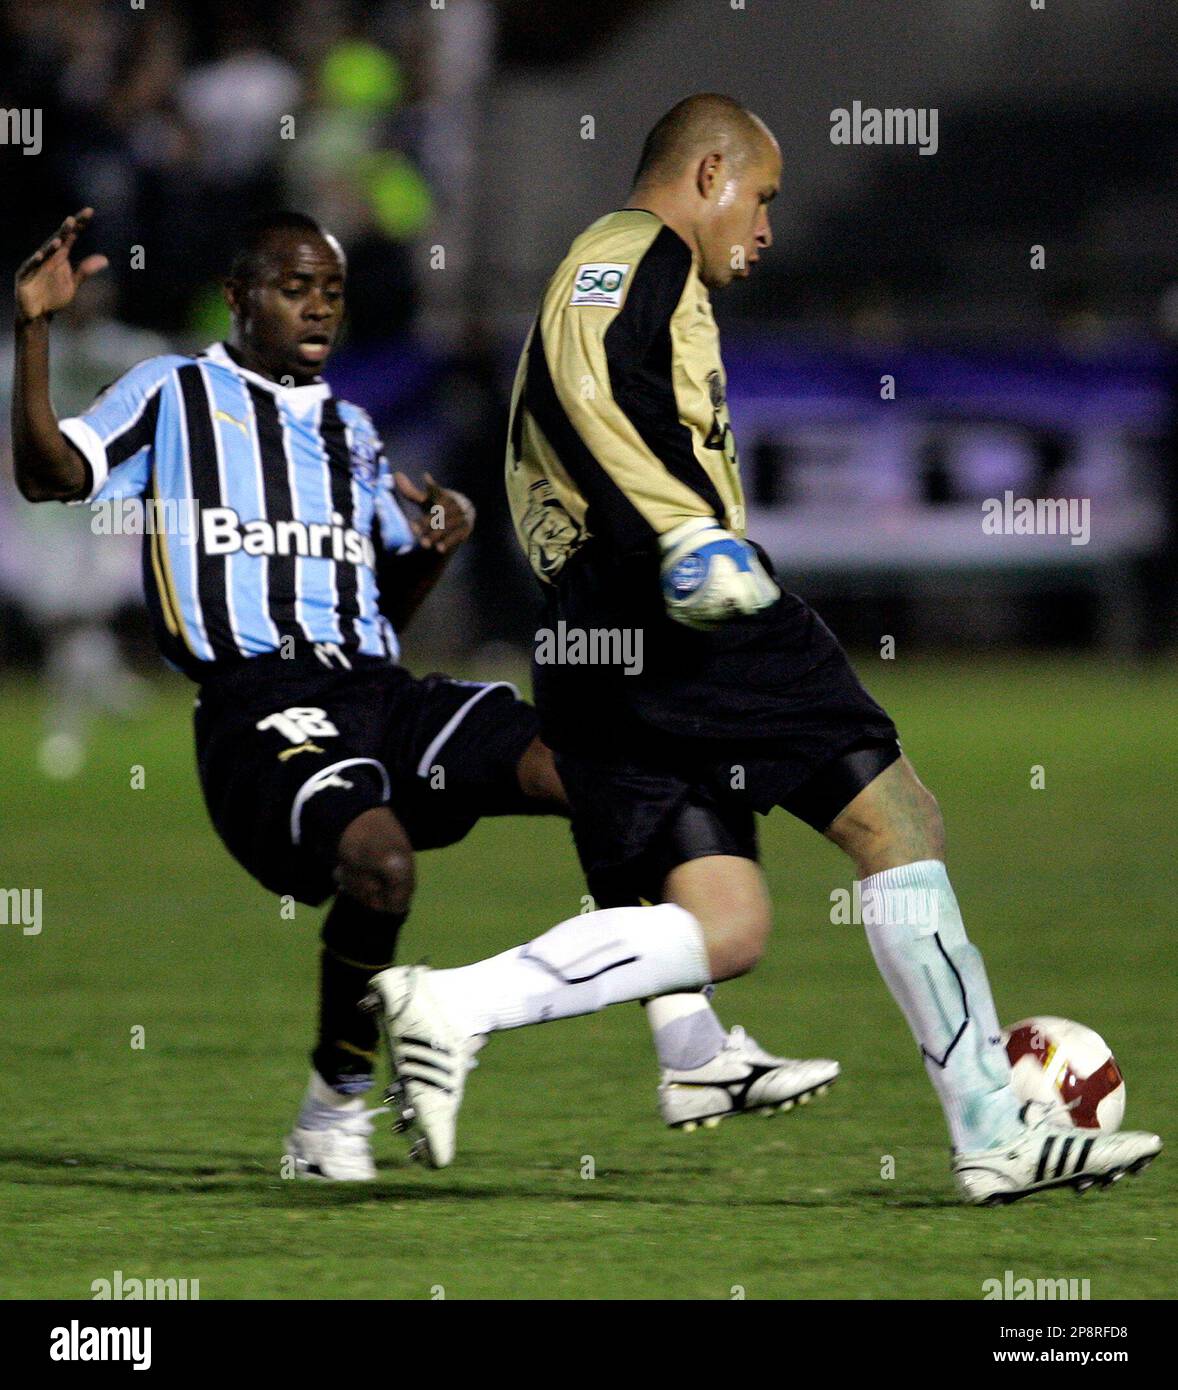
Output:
(536, 225), (724, 553)
(363, 420), (417, 555)
(374, 459), (418, 554)
(59, 356), (177, 504)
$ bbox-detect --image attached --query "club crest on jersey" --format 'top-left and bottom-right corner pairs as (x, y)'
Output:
(348, 435), (380, 482)
(520, 480), (584, 579)
(570, 263), (630, 308)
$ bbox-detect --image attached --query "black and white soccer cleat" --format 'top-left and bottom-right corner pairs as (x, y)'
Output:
(659, 1025), (840, 1131)
(284, 1111), (379, 1181)
(364, 966), (481, 1169)
(283, 1069), (380, 1181)
(952, 1102), (1162, 1205)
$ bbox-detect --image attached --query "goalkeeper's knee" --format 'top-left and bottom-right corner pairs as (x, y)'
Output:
(658, 517), (779, 630)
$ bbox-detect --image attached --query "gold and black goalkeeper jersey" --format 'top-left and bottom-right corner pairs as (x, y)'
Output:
(505, 212), (896, 760)
(506, 209), (746, 584)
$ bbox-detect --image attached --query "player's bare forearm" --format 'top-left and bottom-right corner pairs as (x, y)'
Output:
(377, 545), (452, 633)
(382, 471), (475, 631)
(12, 208), (109, 502)
(11, 316), (86, 502)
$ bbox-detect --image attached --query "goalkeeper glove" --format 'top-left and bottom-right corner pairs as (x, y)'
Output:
(658, 517), (780, 631)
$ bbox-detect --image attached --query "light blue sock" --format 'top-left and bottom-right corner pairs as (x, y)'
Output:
(861, 859), (1023, 1152)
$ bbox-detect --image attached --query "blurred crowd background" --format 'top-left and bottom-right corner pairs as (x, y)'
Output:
(1, 0), (1176, 772)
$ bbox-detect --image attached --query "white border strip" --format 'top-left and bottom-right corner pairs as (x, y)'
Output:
(415, 682), (518, 778)
(290, 757), (391, 845)
(60, 417), (108, 502)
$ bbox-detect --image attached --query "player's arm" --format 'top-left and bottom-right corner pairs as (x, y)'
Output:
(11, 208), (109, 502)
(377, 471), (475, 633)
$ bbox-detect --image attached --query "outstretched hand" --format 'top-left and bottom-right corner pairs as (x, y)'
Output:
(394, 471), (475, 555)
(15, 208), (109, 325)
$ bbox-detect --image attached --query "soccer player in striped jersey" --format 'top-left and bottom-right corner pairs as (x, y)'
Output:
(365, 96), (1161, 1202)
(12, 207), (830, 1179)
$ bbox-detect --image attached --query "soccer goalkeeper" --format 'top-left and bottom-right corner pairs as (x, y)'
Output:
(369, 95), (1161, 1204)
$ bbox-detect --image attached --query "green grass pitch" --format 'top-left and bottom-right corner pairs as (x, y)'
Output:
(1, 653), (1174, 1299)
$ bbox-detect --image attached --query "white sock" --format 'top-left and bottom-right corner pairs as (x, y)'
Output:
(298, 1070), (367, 1130)
(645, 991), (727, 1070)
(429, 903), (711, 1036)
(860, 859), (1023, 1152)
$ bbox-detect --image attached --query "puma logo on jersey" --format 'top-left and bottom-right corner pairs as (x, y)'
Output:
(213, 409), (248, 435)
(313, 774), (354, 792)
(278, 741), (325, 761)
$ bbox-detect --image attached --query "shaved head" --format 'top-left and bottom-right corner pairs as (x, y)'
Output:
(628, 94), (781, 290)
(633, 93), (776, 189)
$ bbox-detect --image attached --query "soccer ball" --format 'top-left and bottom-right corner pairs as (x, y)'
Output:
(1003, 1016), (1125, 1131)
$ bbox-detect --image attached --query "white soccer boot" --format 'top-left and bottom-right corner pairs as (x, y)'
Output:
(659, 1025), (840, 1131)
(364, 965), (482, 1169)
(952, 1102), (1162, 1205)
(284, 1072), (379, 1181)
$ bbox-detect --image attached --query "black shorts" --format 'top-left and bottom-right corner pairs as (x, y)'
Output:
(538, 548), (901, 906)
(557, 734), (900, 908)
(194, 653), (540, 906)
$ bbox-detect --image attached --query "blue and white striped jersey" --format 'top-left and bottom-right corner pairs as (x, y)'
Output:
(59, 342), (417, 677)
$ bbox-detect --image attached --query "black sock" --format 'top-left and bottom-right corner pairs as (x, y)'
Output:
(311, 896), (406, 1094)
